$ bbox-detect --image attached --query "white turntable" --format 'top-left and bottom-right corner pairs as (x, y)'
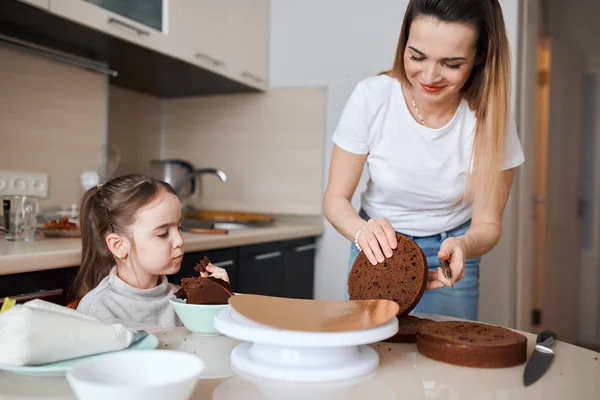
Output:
(214, 296), (399, 382)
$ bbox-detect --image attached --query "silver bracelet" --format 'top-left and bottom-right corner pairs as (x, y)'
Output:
(354, 229), (362, 252)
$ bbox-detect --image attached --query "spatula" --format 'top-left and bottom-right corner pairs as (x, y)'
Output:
(229, 294), (399, 333)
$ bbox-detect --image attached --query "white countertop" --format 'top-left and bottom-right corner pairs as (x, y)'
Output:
(0, 314), (598, 399)
(0, 215), (323, 275)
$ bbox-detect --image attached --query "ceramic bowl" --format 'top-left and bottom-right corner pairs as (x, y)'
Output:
(169, 297), (230, 336)
(66, 350), (204, 400)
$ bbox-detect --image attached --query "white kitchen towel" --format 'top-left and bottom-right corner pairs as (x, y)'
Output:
(0, 300), (134, 366)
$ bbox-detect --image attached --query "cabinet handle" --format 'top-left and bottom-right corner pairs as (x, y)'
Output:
(195, 53), (225, 67)
(0, 289), (63, 304)
(213, 260), (234, 268)
(108, 17), (150, 37)
(293, 244), (317, 253)
(254, 251), (282, 261)
(241, 71), (264, 83)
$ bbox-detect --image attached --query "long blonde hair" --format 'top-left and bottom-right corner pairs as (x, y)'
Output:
(389, 0), (511, 210)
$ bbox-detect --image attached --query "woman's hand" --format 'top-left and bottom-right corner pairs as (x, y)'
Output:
(200, 263), (230, 283)
(357, 218), (398, 265)
(426, 237), (467, 290)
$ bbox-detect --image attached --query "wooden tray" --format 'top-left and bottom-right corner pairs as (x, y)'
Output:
(185, 209), (273, 223)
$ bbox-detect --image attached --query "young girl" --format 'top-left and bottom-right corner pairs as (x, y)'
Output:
(74, 174), (229, 330)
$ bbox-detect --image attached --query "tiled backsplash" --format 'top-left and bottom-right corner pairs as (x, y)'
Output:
(108, 86), (161, 177)
(0, 45), (106, 208)
(2, 45), (326, 216)
(165, 88), (326, 215)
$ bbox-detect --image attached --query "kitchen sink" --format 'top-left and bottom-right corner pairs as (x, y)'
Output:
(182, 218), (273, 231)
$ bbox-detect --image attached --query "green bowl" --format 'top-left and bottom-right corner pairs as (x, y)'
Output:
(169, 297), (229, 336)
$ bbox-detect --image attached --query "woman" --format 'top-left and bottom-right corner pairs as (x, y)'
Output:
(323, 0), (524, 320)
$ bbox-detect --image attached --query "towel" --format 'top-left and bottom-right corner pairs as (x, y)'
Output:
(0, 300), (136, 366)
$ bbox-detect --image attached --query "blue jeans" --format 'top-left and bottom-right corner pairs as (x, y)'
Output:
(345, 209), (480, 321)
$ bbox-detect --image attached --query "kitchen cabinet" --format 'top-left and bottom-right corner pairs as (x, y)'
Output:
(282, 238), (316, 299)
(0, 267), (78, 307)
(238, 241), (286, 297)
(225, 0), (269, 90)
(170, 237), (317, 299)
(2, 0), (266, 96)
(0, 236), (316, 307)
(167, 0), (269, 91)
(48, 0), (170, 54)
(16, 0), (49, 10)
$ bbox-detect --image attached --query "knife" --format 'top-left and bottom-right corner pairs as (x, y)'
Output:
(523, 330), (557, 386)
(439, 258), (454, 294)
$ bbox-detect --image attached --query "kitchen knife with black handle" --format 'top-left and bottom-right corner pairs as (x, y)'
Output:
(523, 330), (557, 387)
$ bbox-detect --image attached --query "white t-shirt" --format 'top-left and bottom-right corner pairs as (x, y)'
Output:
(332, 75), (525, 236)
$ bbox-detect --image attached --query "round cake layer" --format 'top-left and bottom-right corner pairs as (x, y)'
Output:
(383, 315), (433, 344)
(416, 321), (528, 368)
(348, 233), (428, 316)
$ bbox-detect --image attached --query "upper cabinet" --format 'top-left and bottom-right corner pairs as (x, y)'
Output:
(16, 0), (49, 10)
(166, 0), (269, 91)
(48, 0), (170, 55)
(0, 0), (269, 96)
(227, 0), (269, 89)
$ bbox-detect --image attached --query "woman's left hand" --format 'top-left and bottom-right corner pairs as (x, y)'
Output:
(426, 237), (467, 290)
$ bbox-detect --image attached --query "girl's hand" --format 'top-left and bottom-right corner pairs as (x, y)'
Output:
(200, 263), (230, 283)
(426, 237), (467, 290)
(357, 217), (398, 265)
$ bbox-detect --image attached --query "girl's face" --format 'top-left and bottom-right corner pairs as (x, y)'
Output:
(403, 16), (479, 105)
(128, 190), (184, 277)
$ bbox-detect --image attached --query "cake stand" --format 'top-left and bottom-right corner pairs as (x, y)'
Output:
(213, 306), (398, 382)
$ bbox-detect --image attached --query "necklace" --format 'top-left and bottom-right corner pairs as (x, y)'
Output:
(409, 92), (458, 127)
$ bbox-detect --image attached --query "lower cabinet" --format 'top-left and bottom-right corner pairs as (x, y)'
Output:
(169, 237), (317, 299)
(0, 236), (317, 307)
(0, 267), (79, 306)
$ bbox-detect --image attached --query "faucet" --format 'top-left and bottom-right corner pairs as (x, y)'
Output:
(173, 168), (227, 193)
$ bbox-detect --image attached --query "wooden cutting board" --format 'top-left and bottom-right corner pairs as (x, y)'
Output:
(229, 295), (399, 333)
(186, 209), (273, 223)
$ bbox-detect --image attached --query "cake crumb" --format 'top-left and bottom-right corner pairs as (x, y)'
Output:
(388, 348), (392, 351)
(595, 357), (598, 361)
(165, 344), (168, 347)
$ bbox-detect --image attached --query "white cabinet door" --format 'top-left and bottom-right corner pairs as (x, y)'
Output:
(226, 0), (269, 89)
(166, 0), (232, 77)
(49, 0), (169, 54)
(16, 0), (49, 10)
(167, 0), (269, 90)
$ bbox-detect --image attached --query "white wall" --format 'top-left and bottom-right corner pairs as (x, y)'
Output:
(270, 0), (522, 327)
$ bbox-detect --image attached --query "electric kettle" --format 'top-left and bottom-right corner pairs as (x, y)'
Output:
(150, 159), (227, 198)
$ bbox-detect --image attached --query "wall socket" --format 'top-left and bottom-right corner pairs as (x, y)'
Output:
(0, 170), (49, 198)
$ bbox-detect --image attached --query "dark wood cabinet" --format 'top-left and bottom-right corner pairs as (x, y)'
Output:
(238, 241), (285, 297)
(282, 238), (317, 299)
(0, 267), (78, 306)
(169, 237), (317, 299)
(1, 236), (317, 307)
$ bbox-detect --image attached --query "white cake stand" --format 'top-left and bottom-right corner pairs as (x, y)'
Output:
(214, 307), (398, 382)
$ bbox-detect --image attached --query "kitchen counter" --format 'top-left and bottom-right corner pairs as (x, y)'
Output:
(0, 313), (598, 399)
(0, 215), (323, 275)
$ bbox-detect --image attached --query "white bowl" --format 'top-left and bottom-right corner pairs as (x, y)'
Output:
(66, 350), (204, 400)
